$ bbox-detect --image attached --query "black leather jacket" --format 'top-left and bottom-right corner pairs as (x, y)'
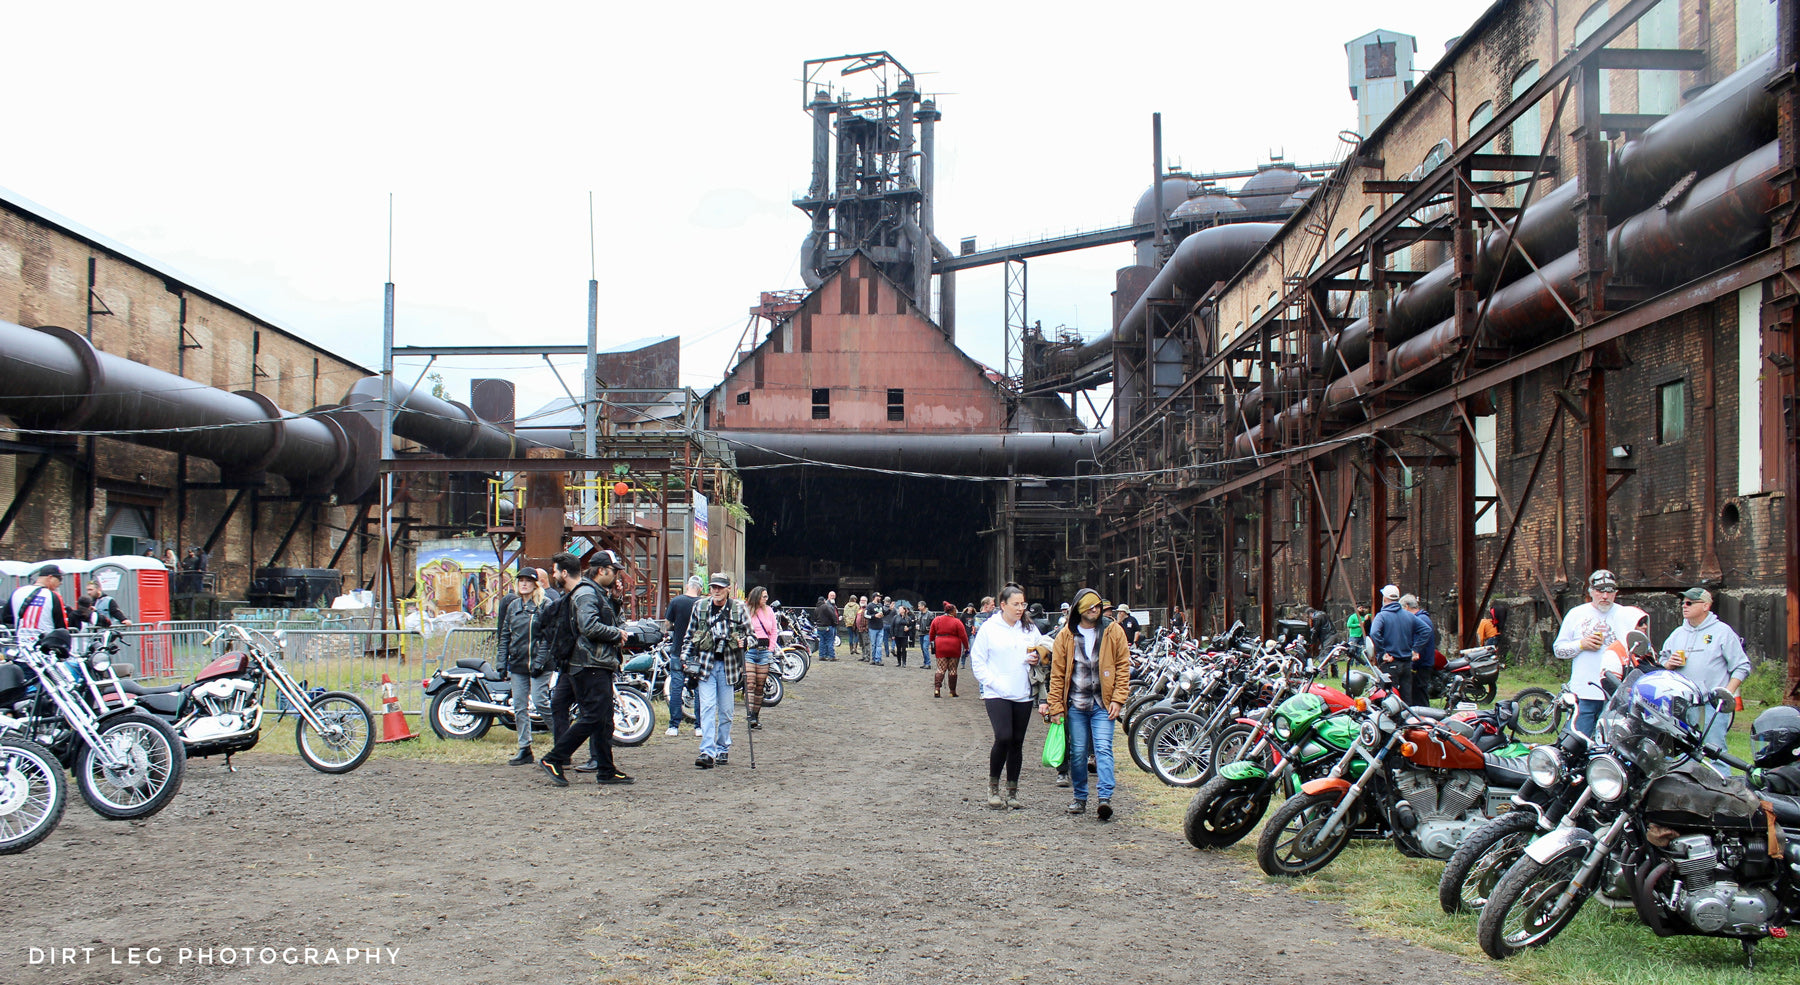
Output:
(496, 591), (556, 676)
(566, 578), (625, 672)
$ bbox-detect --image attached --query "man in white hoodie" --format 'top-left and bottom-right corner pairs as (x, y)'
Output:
(1662, 586), (1751, 754)
(1552, 569), (1643, 737)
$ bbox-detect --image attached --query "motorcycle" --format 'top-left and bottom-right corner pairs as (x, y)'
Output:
(118, 624), (375, 774)
(0, 628), (185, 820)
(1184, 669), (1375, 850)
(0, 732), (66, 855)
(1477, 669), (1800, 968)
(423, 619), (661, 747)
(1255, 665), (1533, 877)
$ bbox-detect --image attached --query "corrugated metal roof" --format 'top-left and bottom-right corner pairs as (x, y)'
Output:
(0, 183), (375, 375)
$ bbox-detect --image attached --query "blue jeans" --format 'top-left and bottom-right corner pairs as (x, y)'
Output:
(697, 662), (734, 759)
(1067, 703), (1116, 802)
(1572, 698), (1605, 739)
(666, 657), (687, 727)
(868, 628), (887, 664)
(509, 671), (552, 749)
(746, 646), (772, 665)
(816, 626), (836, 661)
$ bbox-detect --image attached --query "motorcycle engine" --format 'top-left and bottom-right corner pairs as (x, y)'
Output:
(1394, 770), (1489, 859)
(183, 678), (259, 742)
(1669, 834), (1781, 933)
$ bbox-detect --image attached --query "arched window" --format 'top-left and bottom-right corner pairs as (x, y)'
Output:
(1574, 3), (1613, 115)
(1358, 206), (1375, 231)
(1638, 1), (1678, 115)
(1739, 0), (1778, 68)
(1510, 62), (1542, 160)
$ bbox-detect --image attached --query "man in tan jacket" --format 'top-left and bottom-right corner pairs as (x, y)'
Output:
(1041, 588), (1131, 820)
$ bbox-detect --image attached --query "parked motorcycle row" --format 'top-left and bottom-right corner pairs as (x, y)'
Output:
(1141, 623), (1800, 969)
(0, 624), (375, 855)
(422, 606), (815, 745)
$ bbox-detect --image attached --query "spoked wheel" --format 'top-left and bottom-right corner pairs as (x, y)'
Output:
(778, 646), (810, 683)
(1468, 681), (1499, 704)
(1477, 847), (1590, 959)
(1440, 810), (1540, 914)
(1184, 775), (1270, 850)
(1149, 712), (1215, 787)
(0, 736), (67, 854)
(1128, 709), (1172, 775)
(1512, 688), (1560, 736)
(1202, 723), (1268, 786)
(612, 686), (654, 747)
(429, 688), (493, 740)
(1255, 790), (1354, 877)
(296, 691), (375, 774)
(75, 712), (186, 820)
(761, 673), (785, 708)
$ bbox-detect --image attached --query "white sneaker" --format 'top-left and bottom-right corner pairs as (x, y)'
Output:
(665, 726), (680, 737)
(693, 726), (703, 737)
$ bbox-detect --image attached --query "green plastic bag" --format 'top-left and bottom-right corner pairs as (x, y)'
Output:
(1041, 720), (1067, 768)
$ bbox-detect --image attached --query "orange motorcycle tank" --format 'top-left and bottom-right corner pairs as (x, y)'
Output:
(1401, 727), (1486, 770)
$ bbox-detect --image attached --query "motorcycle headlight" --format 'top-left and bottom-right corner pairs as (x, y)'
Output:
(1272, 715), (1292, 742)
(1587, 754), (1627, 802)
(1359, 719), (1381, 749)
(1527, 745), (1564, 787)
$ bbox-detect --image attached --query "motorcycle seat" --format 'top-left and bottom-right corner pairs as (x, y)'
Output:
(1484, 754), (1531, 786)
(455, 658), (504, 680)
(119, 678), (185, 696)
(1444, 657), (1472, 674)
(132, 692), (185, 716)
(1407, 706), (1449, 720)
(1765, 792), (1800, 827)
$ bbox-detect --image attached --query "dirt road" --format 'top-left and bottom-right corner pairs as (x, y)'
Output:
(2, 659), (1502, 984)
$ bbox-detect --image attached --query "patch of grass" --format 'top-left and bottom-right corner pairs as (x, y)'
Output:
(585, 929), (858, 984)
(1117, 720), (1800, 985)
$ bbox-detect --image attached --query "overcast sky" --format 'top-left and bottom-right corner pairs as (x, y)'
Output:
(5, 0), (1493, 417)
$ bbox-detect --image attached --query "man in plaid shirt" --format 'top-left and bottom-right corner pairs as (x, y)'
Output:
(682, 571), (750, 769)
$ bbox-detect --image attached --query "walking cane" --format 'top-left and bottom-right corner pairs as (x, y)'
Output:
(744, 669), (757, 769)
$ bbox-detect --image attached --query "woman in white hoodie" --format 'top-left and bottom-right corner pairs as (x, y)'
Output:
(970, 583), (1045, 810)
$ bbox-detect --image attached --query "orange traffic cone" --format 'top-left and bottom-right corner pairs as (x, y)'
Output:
(376, 673), (420, 743)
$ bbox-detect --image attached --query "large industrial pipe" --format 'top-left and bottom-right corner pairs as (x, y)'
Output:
(1065, 221), (1282, 375)
(340, 376), (555, 460)
(1238, 49), (1780, 421)
(0, 320), (365, 497)
(1234, 140), (1779, 456)
(717, 429), (1108, 476)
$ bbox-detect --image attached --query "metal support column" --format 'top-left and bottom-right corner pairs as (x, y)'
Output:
(1368, 442), (1388, 610)
(1455, 408), (1479, 648)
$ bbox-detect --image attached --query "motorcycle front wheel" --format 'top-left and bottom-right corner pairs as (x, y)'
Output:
(1148, 712), (1215, 787)
(1511, 687), (1561, 736)
(1184, 775), (1270, 850)
(761, 673), (785, 708)
(1440, 809), (1539, 914)
(296, 691), (375, 774)
(0, 736), (67, 854)
(1202, 723), (1269, 785)
(1127, 708), (1172, 775)
(613, 686), (654, 747)
(778, 646), (810, 683)
(1256, 790), (1354, 877)
(1477, 846), (1590, 959)
(429, 688), (493, 741)
(75, 712), (186, 820)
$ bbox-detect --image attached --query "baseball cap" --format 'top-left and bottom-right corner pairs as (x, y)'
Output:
(591, 549), (624, 570)
(515, 568), (539, 583)
(1679, 586), (1712, 604)
(1381, 584), (1400, 601)
(1588, 569), (1618, 591)
(709, 572), (732, 588)
(35, 564), (62, 579)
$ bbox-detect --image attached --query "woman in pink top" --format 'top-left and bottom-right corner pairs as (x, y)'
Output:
(744, 586), (779, 730)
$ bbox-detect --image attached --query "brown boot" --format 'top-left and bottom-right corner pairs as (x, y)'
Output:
(987, 777), (1004, 809)
(948, 675), (958, 697)
(1004, 782), (1023, 810)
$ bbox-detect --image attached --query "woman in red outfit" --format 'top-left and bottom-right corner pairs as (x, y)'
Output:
(928, 602), (969, 697)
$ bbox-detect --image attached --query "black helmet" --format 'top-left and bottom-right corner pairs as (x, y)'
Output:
(1344, 669), (1372, 698)
(1751, 705), (1800, 770)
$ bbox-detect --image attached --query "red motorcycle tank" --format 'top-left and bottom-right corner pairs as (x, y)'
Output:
(1401, 727), (1486, 770)
(1305, 683), (1357, 712)
(195, 652), (251, 682)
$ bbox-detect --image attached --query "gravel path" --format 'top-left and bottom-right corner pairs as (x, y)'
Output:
(1, 658), (1505, 984)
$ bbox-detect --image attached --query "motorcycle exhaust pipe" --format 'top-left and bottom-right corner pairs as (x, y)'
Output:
(460, 699), (514, 716)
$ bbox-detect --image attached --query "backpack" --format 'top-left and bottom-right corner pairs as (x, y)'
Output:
(540, 589), (579, 665)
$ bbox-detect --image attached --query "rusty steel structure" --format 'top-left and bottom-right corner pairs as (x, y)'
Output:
(1082, 0), (1800, 701)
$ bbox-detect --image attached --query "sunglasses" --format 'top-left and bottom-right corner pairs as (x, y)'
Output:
(1680, 599), (1703, 605)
